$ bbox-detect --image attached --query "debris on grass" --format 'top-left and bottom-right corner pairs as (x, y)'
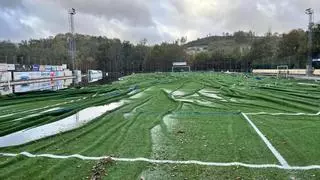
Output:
(90, 157), (114, 180)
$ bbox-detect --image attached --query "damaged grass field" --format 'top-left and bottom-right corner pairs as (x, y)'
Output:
(0, 72), (320, 180)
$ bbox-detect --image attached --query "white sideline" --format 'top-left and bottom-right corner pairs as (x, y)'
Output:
(241, 113), (289, 167)
(246, 112), (320, 116)
(0, 98), (86, 119)
(1, 152), (320, 170)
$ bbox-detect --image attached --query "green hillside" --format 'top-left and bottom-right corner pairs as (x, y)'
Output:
(184, 35), (256, 55)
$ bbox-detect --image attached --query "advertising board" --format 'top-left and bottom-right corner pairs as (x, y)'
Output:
(39, 65), (46, 72)
(62, 64), (67, 70)
(13, 72), (41, 81)
(33, 64), (40, 71)
(14, 82), (53, 93)
(0, 86), (13, 95)
(45, 65), (52, 72)
(73, 70), (81, 78)
(0, 72), (12, 82)
(13, 72), (30, 81)
(41, 72), (51, 78)
(64, 70), (72, 77)
(7, 64), (15, 71)
(88, 70), (103, 80)
(0, 63), (7, 71)
(55, 71), (64, 77)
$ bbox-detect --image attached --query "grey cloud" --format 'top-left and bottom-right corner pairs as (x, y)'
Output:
(122, 26), (174, 44)
(222, 0), (272, 33)
(0, 0), (23, 8)
(167, 0), (320, 37)
(1, 0), (158, 42)
(1, 0), (320, 43)
(223, 0), (320, 34)
(56, 0), (154, 27)
(0, 11), (35, 41)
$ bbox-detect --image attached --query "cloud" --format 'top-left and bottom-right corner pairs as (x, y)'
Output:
(0, 0), (320, 44)
(56, 0), (154, 27)
(0, 8), (35, 41)
(0, 0), (23, 8)
(166, 0), (320, 37)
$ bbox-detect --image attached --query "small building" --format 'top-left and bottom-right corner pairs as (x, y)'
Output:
(185, 46), (208, 55)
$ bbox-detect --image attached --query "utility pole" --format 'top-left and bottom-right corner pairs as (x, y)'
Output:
(68, 8), (76, 70)
(305, 8), (314, 76)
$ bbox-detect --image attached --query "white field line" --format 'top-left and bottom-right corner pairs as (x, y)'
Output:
(12, 107), (62, 122)
(0, 97), (86, 119)
(1, 152), (320, 170)
(241, 113), (289, 167)
(0, 106), (50, 119)
(246, 112), (320, 116)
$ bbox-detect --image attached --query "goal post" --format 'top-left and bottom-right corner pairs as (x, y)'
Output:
(277, 65), (289, 78)
(172, 62), (190, 72)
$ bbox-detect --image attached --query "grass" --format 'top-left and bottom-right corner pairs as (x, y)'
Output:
(151, 107), (277, 163)
(249, 115), (320, 166)
(0, 156), (95, 180)
(1, 157), (320, 180)
(0, 72), (320, 179)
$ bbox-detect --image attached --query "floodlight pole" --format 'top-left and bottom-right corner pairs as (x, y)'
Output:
(305, 8), (314, 76)
(68, 8), (76, 70)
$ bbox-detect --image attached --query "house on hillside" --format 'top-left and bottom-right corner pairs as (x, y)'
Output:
(185, 45), (208, 55)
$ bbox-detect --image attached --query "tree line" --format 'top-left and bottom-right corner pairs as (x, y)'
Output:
(0, 26), (319, 74)
(188, 27), (320, 71)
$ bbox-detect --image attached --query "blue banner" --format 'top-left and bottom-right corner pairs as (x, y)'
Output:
(33, 64), (40, 71)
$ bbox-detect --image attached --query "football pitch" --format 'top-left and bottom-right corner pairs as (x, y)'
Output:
(0, 72), (319, 179)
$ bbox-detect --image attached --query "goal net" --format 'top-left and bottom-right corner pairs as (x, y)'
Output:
(277, 65), (289, 78)
(172, 66), (191, 72)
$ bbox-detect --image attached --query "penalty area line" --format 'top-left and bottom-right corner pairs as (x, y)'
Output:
(245, 112), (320, 116)
(1, 152), (320, 170)
(241, 113), (289, 167)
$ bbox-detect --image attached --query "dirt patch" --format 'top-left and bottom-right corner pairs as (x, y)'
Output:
(89, 157), (114, 180)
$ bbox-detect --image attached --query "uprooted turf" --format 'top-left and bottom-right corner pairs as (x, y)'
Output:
(0, 72), (320, 179)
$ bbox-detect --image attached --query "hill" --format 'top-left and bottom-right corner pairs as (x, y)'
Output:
(184, 35), (256, 55)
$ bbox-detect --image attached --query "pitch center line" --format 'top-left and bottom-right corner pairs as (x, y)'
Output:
(241, 112), (289, 167)
(1, 152), (320, 170)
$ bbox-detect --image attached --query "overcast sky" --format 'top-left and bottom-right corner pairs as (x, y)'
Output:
(0, 0), (320, 44)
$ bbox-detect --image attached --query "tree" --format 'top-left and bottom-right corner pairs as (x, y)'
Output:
(248, 34), (279, 68)
(278, 29), (306, 58)
(96, 41), (111, 73)
(146, 42), (185, 72)
(312, 24), (320, 57)
(0, 41), (17, 63)
(180, 36), (187, 45)
(234, 31), (248, 43)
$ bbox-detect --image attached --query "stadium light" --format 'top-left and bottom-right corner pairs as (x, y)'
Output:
(305, 8), (314, 76)
(68, 8), (76, 70)
(305, 8), (314, 15)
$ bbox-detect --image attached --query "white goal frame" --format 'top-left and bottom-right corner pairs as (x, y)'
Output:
(277, 65), (289, 78)
(171, 62), (190, 72)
